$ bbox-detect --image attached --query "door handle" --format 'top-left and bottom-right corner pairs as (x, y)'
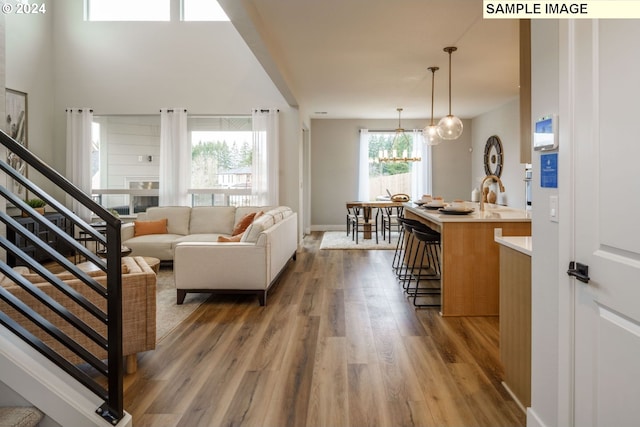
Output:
(567, 261), (590, 283)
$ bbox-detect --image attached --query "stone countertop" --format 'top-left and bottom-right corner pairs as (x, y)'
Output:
(404, 202), (532, 224)
(494, 228), (532, 256)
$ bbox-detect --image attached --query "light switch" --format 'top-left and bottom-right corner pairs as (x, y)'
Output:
(550, 195), (559, 222)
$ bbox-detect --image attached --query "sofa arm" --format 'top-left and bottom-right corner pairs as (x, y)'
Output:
(174, 242), (268, 291)
(121, 222), (135, 242)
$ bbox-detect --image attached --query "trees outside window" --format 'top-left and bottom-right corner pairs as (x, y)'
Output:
(191, 132), (253, 189)
(359, 129), (430, 202)
(367, 132), (414, 200)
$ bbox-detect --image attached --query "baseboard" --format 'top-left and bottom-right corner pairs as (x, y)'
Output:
(501, 381), (526, 413)
(310, 225), (345, 232)
(526, 407), (549, 427)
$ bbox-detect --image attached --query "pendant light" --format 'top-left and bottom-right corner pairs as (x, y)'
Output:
(423, 66), (441, 146)
(437, 46), (464, 140)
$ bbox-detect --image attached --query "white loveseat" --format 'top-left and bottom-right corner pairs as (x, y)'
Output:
(121, 205), (298, 306)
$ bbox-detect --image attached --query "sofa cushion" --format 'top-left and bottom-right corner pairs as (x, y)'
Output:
(144, 207), (191, 235)
(134, 218), (168, 236)
(240, 206), (293, 243)
(241, 213), (275, 243)
(173, 234), (228, 248)
(234, 206), (273, 224)
(270, 206), (292, 223)
(232, 212), (257, 236)
(125, 233), (182, 261)
(189, 206), (236, 234)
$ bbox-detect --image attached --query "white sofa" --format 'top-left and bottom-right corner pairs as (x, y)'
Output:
(121, 205), (275, 261)
(121, 205), (298, 306)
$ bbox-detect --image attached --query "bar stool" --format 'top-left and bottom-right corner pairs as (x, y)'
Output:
(406, 228), (441, 308)
(392, 217), (429, 272)
(392, 217), (411, 272)
(396, 219), (434, 285)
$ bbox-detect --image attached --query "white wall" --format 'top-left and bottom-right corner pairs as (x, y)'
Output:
(1, 11), (6, 257)
(5, 0), (55, 195)
(5, 0), (301, 213)
(528, 20), (560, 427)
(310, 118), (472, 229)
(96, 116), (160, 190)
(471, 98), (526, 209)
(430, 121), (473, 202)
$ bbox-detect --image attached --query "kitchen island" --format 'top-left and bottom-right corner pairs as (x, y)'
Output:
(404, 203), (531, 316)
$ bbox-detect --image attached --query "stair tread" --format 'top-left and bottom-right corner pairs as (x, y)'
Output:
(0, 407), (44, 427)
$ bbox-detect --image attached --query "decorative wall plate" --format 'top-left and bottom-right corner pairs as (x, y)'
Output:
(484, 135), (504, 177)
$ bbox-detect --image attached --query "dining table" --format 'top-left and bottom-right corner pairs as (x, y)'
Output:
(346, 200), (404, 239)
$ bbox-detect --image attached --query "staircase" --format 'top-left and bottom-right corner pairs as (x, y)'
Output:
(1, 327), (132, 427)
(1, 130), (131, 426)
(0, 407), (43, 427)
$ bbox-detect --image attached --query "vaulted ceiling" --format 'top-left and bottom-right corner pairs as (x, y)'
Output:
(219, 0), (520, 120)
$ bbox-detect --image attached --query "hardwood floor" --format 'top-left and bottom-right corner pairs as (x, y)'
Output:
(123, 232), (525, 427)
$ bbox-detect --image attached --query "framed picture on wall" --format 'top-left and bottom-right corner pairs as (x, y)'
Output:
(5, 88), (28, 200)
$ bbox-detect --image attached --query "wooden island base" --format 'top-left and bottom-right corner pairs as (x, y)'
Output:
(405, 204), (531, 316)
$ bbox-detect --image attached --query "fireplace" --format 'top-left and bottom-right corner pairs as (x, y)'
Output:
(128, 179), (159, 213)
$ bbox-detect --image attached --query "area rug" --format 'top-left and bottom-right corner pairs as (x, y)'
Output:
(319, 231), (399, 250)
(155, 267), (210, 342)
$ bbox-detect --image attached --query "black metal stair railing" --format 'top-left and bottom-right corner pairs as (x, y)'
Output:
(0, 129), (125, 425)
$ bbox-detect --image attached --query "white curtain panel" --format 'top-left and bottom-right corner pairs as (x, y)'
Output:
(358, 129), (370, 201)
(159, 108), (189, 206)
(411, 130), (432, 200)
(66, 108), (93, 222)
(251, 109), (279, 206)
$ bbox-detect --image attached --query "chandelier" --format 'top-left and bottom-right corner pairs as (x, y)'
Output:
(377, 108), (422, 163)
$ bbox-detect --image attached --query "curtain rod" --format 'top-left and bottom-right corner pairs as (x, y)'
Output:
(253, 109), (280, 113)
(160, 109), (188, 113)
(365, 129), (424, 133)
(65, 108), (94, 113)
(188, 114), (251, 119)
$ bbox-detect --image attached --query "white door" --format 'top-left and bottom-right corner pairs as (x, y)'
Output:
(569, 20), (640, 427)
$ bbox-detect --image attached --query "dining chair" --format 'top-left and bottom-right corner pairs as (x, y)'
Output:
(346, 203), (363, 237)
(351, 206), (380, 244)
(381, 205), (404, 243)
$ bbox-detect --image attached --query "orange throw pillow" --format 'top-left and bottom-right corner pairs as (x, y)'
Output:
(232, 212), (257, 236)
(218, 234), (243, 243)
(134, 218), (168, 236)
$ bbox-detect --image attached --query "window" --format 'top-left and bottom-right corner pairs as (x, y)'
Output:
(189, 116), (253, 205)
(90, 115), (255, 214)
(182, 0), (229, 21)
(86, 0), (170, 21)
(360, 130), (430, 201)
